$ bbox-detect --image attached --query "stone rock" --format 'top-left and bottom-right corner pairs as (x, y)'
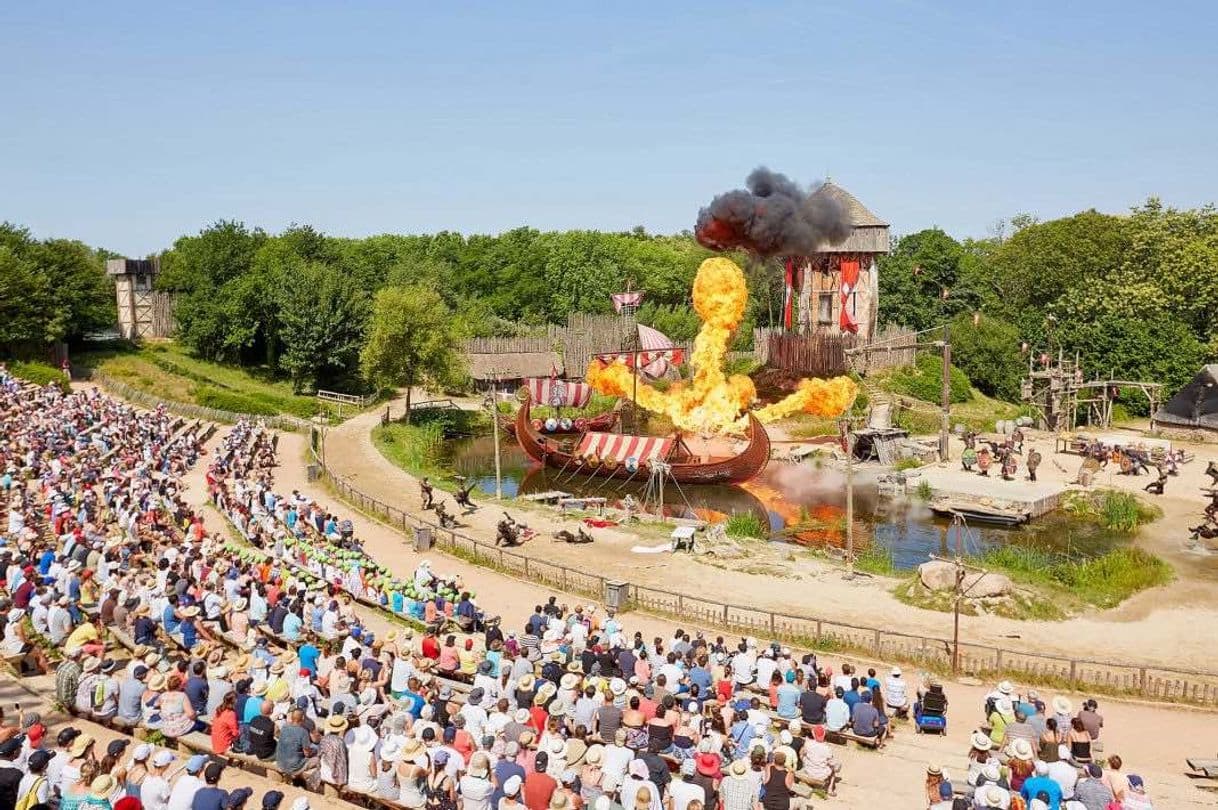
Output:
(917, 561), (1014, 597)
(918, 560), (958, 591)
(963, 571), (1014, 598)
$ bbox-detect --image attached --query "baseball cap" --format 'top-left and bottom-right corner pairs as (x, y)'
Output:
(262, 791), (285, 810)
(152, 751), (175, 768)
(27, 750), (54, 770)
(185, 754), (208, 773)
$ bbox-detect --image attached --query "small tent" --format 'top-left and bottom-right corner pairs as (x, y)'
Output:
(1153, 364), (1218, 431)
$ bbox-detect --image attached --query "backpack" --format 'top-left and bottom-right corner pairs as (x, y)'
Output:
(16, 776), (45, 810)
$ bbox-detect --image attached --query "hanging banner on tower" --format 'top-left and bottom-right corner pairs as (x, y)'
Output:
(839, 258), (860, 334)
(782, 258), (795, 330)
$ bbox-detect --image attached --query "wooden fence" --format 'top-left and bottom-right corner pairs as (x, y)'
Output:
(754, 325), (917, 376)
(306, 428), (1218, 707)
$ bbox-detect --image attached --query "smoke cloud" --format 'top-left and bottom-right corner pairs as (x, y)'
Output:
(694, 167), (853, 256)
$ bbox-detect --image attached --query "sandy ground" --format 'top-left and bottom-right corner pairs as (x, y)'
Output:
(321, 394), (1218, 673)
(160, 420), (1218, 809)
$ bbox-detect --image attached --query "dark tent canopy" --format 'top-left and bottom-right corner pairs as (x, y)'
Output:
(1154, 364), (1218, 431)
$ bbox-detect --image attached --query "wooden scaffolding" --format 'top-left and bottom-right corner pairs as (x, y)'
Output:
(1020, 350), (1164, 431)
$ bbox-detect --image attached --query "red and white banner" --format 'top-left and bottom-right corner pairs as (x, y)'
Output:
(839, 258), (860, 334)
(782, 258), (795, 331)
(611, 291), (645, 313)
(576, 431), (673, 463)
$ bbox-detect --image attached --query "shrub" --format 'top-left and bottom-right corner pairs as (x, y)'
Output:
(8, 361), (70, 393)
(948, 313), (1025, 401)
(886, 353), (972, 404)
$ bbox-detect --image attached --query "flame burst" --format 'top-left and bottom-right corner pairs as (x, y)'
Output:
(586, 257), (858, 435)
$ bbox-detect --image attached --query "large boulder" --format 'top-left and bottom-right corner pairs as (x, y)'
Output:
(917, 561), (1014, 597)
(918, 560), (958, 591)
(963, 571), (1014, 598)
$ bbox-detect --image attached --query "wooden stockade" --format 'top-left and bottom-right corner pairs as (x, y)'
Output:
(754, 325), (916, 377)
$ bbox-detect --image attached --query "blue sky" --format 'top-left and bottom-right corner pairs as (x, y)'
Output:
(3, 2), (1215, 255)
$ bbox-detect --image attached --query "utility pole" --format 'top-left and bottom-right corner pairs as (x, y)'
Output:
(843, 417), (855, 578)
(487, 372), (503, 500)
(939, 322), (952, 462)
(930, 512), (985, 674)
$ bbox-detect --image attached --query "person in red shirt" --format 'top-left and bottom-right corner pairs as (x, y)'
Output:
(210, 692), (240, 754)
(421, 629), (441, 660)
(523, 751), (557, 810)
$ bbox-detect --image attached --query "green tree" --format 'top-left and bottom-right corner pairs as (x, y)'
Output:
(360, 285), (466, 420)
(37, 239), (116, 340)
(277, 263), (370, 393)
(877, 229), (979, 331)
(947, 313), (1024, 401)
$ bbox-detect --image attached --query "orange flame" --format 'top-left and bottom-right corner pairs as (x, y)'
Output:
(586, 257), (857, 434)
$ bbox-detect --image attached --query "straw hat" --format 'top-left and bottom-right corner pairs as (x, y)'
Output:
(565, 738), (588, 767)
(729, 759), (748, 777)
(584, 745), (604, 766)
(983, 786), (1007, 806)
(326, 715), (349, 734)
(82, 656), (101, 673)
(1052, 696), (1073, 715)
(270, 662), (285, 675)
(400, 738), (425, 761)
(69, 734), (95, 758)
(970, 731), (993, 752)
(468, 752), (490, 779)
(609, 678), (626, 696)
(90, 775), (116, 799)
(1011, 739), (1034, 761)
(180, 606), (200, 618)
(997, 680), (1014, 695)
(233, 597), (248, 612)
(565, 661), (582, 673)
(252, 681), (268, 697)
(518, 674), (535, 691)
(233, 654), (252, 671)
(560, 673), (580, 690)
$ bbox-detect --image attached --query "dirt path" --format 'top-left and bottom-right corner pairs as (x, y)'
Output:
(178, 423), (1214, 809)
(321, 393), (1218, 675)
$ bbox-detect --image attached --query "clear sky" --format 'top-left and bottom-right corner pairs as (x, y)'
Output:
(3, 2), (1216, 256)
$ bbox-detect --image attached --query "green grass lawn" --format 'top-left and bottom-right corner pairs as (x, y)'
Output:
(77, 341), (376, 422)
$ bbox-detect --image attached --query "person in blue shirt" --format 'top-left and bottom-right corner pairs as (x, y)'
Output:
(298, 642), (320, 675)
(843, 679), (863, 710)
(400, 680), (426, 718)
(1020, 761), (1063, 810)
(282, 609), (303, 641)
(162, 597), (182, 634)
(776, 673), (802, 720)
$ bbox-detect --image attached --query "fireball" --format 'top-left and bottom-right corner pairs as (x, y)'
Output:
(586, 257), (857, 435)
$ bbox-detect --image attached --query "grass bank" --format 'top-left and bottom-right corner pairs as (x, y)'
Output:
(894, 544), (1173, 620)
(371, 407), (489, 492)
(78, 341), (376, 422)
(1063, 489), (1162, 532)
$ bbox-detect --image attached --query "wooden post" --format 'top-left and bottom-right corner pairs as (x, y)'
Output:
(940, 323), (952, 461)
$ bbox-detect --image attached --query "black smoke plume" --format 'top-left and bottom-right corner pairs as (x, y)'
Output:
(695, 167), (852, 256)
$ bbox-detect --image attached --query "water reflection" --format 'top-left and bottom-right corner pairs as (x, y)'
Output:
(441, 434), (1125, 569)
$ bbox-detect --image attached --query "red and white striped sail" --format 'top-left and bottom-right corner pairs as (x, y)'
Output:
(575, 431), (673, 463)
(527, 378), (593, 409)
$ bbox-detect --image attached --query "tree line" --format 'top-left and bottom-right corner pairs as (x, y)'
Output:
(0, 223), (116, 352)
(877, 201), (1217, 409)
(3, 199), (1214, 407)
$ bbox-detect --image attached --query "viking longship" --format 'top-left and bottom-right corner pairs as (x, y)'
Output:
(500, 377), (621, 437)
(515, 393), (770, 485)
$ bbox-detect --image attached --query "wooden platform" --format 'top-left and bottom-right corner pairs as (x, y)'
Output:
(519, 490), (572, 503)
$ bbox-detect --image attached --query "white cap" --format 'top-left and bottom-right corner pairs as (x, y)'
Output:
(152, 751), (175, 767)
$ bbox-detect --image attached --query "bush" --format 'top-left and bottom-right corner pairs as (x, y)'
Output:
(948, 313), (1025, 401)
(1063, 489), (1161, 533)
(193, 387), (278, 416)
(979, 545), (1172, 609)
(886, 353), (972, 404)
(8, 361), (70, 392)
